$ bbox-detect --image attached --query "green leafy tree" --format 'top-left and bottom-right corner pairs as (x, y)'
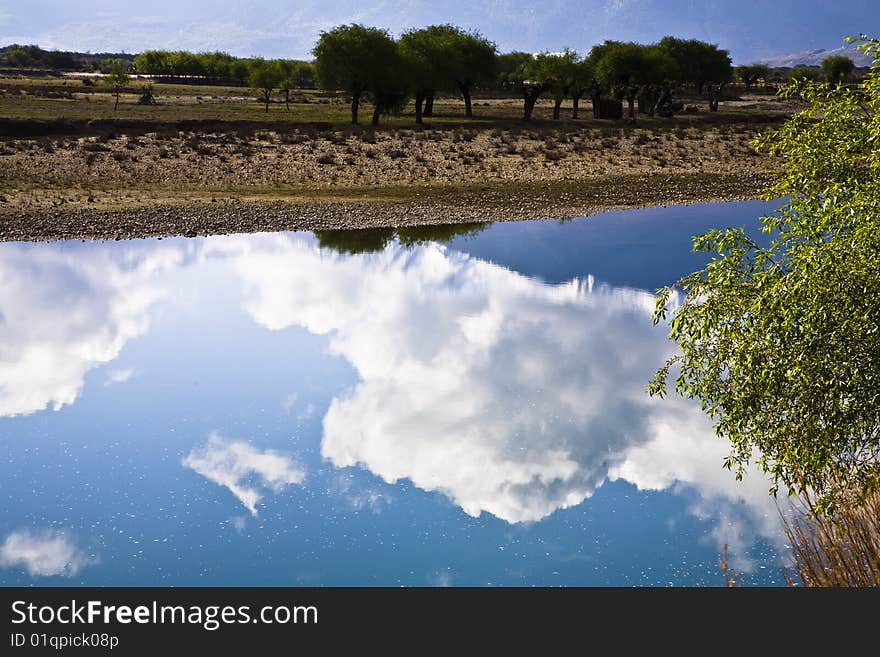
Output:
(788, 65), (822, 82)
(103, 59), (130, 111)
(821, 55), (855, 87)
(313, 24), (400, 125)
(133, 50), (171, 75)
(275, 60), (311, 111)
(569, 59), (594, 119)
(658, 37), (732, 93)
(518, 53), (558, 121)
(735, 64), (770, 91)
(496, 51), (534, 89)
(649, 37), (880, 507)
(594, 42), (675, 118)
(545, 50), (579, 120)
(400, 26), (457, 124)
(446, 27), (497, 118)
(400, 25), (496, 121)
(199, 51), (237, 80)
(248, 58), (280, 112)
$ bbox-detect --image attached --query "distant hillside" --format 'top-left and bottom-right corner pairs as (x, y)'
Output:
(756, 45), (875, 68)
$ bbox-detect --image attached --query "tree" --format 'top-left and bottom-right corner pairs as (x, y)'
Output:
(248, 58), (280, 112)
(103, 59), (130, 111)
(133, 50), (171, 76)
(821, 55), (855, 87)
(648, 36), (880, 508)
(593, 42), (675, 118)
(545, 50), (579, 120)
(735, 64), (770, 91)
(518, 53), (559, 121)
(569, 59), (594, 119)
(446, 27), (497, 118)
(658, 37), (732, 94)
(400, 25), (496, 121)
(496, 51), (534, 89)
(400, 26), (457, 124)
(275, 60), (311, 111)
(788, 66), (822, 82)
(313, 24), (400, 125)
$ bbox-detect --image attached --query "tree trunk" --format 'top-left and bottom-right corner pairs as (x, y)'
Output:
(572, 96), (580, 120)
(522, 87), (541, 121)
(458, 82), (472, 118)
(415, 94), (424, 124)
(351, 96), (359, 125)
(591, 93), (601, 119)
(371, 104), (381, 126)
(627, 96), (635, 119)
(264, 91), (269, 113)
(424, 94), (434, 116)
(553, 98), (562, 120)
(114, 91), (119, 111)
(285, 90), (290, 111)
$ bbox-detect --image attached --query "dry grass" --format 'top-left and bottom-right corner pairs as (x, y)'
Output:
(783, 483), (880, 587)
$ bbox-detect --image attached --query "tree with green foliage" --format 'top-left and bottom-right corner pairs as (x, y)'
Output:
(275, 60), (311, 111)
(542, 50), (579, 120)
(569, 59), (594, 119)
(103, 59), (130, 111)
(496, 51), (534, 89)
(649, 36), (880, 508)
(248, 58), (280, 112)
(788, 65), (822, 82)
(399, 25), (496, 120)
(593, 42), (675, 118)
(446, 27), (497, 118)
(821, 55), (855, 87)
(313, 24), (401, 125)
(199, 51), (237, 80)
(133, 50), (170, 76)
(400, 26), (457, 124)
(518, 53), (558, 121)
(658, 37), (732, 93)
(735, 64), (770, 91)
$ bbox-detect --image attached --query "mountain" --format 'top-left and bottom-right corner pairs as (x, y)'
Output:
(756, 45), (875, 68)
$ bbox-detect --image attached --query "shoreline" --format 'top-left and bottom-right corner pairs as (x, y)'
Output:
(0, 172), (772, 242)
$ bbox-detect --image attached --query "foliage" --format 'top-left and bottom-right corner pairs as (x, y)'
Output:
(248, 58), (281, 111)
(657, 36), (733, 89)
(102, 59), (130, 111)
(496, 51), (534, 88)
(649, 37), (880, 505)
(400, 25), (495, 118)
(593, 41), (675, 91)
(312, 24), (403, 125)
(788, 66), (822, 82)
(0, 44), (131, 71)
(735, 64), (770, 90)
(821, 55), (856, 86)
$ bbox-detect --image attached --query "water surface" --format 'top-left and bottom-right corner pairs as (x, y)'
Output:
(0, 200), (787, 586)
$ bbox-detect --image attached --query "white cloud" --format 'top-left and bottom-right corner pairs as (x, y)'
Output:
(0, 242), (187, 417)
(182, 433), (305, 515)
(0, 529), (93, 577)
(105, 368), (135, 386)
(217, 232), (783, 566)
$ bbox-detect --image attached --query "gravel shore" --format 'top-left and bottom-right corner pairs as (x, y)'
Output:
(0, 171), (772, 242)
